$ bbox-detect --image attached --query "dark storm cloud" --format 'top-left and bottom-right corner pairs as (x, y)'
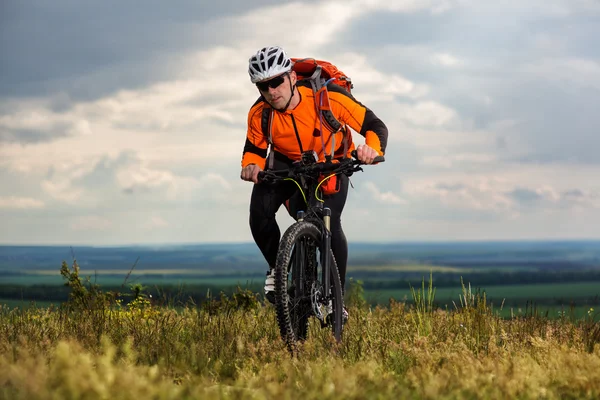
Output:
(0, 0), (288, 100)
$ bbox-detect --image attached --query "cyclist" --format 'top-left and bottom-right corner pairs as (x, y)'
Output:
(240, 46), (388, 316)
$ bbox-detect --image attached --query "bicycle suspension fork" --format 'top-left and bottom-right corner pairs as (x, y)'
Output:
(321, 207), (332, 299)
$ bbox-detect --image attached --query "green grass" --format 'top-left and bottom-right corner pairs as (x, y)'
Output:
(365, 281), (600, 304)
(0, 298), (57, 309)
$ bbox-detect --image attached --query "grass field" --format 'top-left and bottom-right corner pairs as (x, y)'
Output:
(2, 281), (600, 399)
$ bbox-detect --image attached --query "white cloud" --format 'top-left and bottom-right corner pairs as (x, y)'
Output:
(523, 58), (600, 89)
(400, 101), (459, 127)
(117, 164), (189, 193)
(432, 53), (464, 67)
(0, 100), (93, 143)
(404, 178), (514, 212)
(70, 216), (113, 231)
(402, 176), (600, 217)
(356, 0), (465, 13)
(420, 153), (497, 169)
(0, 196), (45, 209)
(338, 53), (430, 100)
(365, 182), (407, 205)
(42, 179), (85, 204)
(145, 216), (169, 229)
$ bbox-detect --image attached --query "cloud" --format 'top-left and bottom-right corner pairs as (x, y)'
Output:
(0, 196), (45, 210)
(402, 177), (600, 217)
(523, 58), (600, 90)
(117, 164), (193, 195)
(420, 153), (497, 169)
(400, 101), (459, 128)
(404, 178), (514, 213)
(0, 100), (93, 144)
(432, 53), (464, 67)
(507, 187), (600, 210)
(365, 182), (408, 205)
(70, 216), (113, 232)
(355, 0), (465, 13)
(507, 187), (546, 204)
(337, 53), (430, 100)
(42, 179), (86, 205)
(144, 216), (169, 229)
(0, 0), (292, 99)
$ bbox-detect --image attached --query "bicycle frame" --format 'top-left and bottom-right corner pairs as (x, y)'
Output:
(295, 176), (335, 315)
(259, 150), (384, 323)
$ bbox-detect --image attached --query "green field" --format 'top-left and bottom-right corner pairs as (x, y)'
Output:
(0, 272), (263, 287)
(0, 298), (57, 309)
(3, 263), (600, 319)
(365, 281), (600, 309)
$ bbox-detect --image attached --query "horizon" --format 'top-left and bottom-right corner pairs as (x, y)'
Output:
(2, 237), (600, 248)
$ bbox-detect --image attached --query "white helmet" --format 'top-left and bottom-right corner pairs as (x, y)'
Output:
(248, 46), (292, 83)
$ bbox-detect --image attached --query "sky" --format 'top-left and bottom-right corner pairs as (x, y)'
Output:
(1, 0), (600, 245)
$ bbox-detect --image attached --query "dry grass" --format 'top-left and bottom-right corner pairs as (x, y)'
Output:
(1, 268), (600, 399)
(1, 301), (599, 398)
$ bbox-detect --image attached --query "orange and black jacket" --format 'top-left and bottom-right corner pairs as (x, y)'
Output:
(241, 82), (388, 169)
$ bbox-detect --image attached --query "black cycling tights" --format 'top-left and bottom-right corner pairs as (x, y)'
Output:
(249, 172), (349, 292)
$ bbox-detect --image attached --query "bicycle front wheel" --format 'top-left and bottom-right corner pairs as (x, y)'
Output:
(274, 221), (344, 349)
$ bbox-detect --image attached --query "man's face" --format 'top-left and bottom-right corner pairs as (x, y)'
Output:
(257, 72), (296, 109)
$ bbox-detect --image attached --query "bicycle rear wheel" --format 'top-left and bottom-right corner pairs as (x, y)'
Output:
(274, 221), (344, 349)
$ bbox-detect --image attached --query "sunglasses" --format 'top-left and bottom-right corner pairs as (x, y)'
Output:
(256, 74), (287, 92)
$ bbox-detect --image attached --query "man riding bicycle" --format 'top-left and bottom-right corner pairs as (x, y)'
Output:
(240, 46), (389, 317)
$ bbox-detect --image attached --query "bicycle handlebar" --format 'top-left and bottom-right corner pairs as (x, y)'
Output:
(257, 150), (385, 183)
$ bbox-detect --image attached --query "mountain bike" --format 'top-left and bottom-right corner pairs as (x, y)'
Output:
(258, 150), (384, 350)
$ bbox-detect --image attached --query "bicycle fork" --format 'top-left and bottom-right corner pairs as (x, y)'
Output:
(321, 207), (332, 301)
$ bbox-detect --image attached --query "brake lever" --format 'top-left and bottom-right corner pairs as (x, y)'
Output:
(257, 171), (275, 184)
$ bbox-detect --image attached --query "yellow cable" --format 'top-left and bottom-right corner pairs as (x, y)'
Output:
(283, 178), (308, 205)
(315, 173), (337, 202)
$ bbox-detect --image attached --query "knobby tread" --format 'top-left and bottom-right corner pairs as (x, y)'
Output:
(274, 221), (344, 352)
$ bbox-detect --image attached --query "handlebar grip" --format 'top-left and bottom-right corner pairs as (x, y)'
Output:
(257, 171), (266, 181)
(350, 150), (385, 164)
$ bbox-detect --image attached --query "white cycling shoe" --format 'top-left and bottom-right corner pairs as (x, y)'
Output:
(264, 269), (276, 304)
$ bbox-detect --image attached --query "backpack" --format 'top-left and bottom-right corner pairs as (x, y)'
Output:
(291, 58), (353, 94)
(262, 58), (354, 170)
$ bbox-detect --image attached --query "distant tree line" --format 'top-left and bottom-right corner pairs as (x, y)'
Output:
(0, 283), (263, 307)
(3, 269), (600, 307)
(352, 270), (600, 289)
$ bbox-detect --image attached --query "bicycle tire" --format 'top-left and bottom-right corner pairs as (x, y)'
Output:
(274, 221), (344, 349)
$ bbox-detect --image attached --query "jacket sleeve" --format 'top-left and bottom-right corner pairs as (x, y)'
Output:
(241, 102), (269, 169)
(328, 86), (388, 156)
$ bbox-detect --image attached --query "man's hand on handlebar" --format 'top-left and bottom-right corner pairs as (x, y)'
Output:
(356, 144), (380, 165)
(240, 164), (263, 184)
